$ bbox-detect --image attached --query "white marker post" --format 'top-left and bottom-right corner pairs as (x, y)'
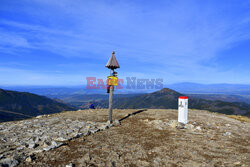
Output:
(178, 96), (188, 124)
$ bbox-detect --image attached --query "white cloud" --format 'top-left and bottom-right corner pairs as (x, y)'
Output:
(0, 33), (30, 48)
(0, 0), (250, 84)
(0, 67), (84, 86)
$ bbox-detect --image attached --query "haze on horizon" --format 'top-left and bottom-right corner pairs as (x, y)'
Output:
(0, 0), (250, 86)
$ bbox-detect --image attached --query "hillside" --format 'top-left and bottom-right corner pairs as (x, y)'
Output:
(0, 89), (75, 122)
(0, 109), (249, 166)
(55, 94), (142, 108)
(186, 93), (250, 104)
(97, 88), (250, 116)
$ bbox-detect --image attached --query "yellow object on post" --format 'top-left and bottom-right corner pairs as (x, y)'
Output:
(107, 76), (118, 86)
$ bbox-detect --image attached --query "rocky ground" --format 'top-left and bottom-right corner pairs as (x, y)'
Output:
(0, 109), (249, 167)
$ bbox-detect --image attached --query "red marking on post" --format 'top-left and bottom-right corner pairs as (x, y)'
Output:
(179, 96), (188, 99)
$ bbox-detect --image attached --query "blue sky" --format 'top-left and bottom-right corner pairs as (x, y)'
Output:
(0, 0), (250, 86)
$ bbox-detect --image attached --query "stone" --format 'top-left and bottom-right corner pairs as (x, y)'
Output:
(25, 156), (33, 163)
(107, 120), (112, 124)
(10, 137), (18, 143)
(73, 133), (83, 138)
(99, 124), (109, 130)
(43, 146), (53, 151)
(114, 120), (121, 125)
(185, 124), (194, 130)
(2, 137), (7, 143)
(234, 161), (241, 165)
(42, 142), (49, 148)
(55, 137), (68, 142)
(51, 141), (59, 147)
(66, 163), (75, 167)
(107, 123), (113, 128)
(32, 149), (43, 153)
(89, 128), (100, 134)
(66, 119), (72, 123)
(195, 126), (201, 131)
(16, 146), (24, 151)
(36, 115), (43, 118)
(177, 122), (186, 129)
(34, 137), (40, 143)
(223, 132), (232, 136)
(28, 143), (38, 149)
(41, 135), (52, 144)
(153, 157), (161, 165)
(157, 126), (163, 130)
(43, 141), (63, 151)
(17, 141), (26, 147)
(169, 120), (178, 128)
(0, 113), (114, 166)
(83, 131), (91, 136)
(0, 157), (19, 167)
(138, 160), (150, 166)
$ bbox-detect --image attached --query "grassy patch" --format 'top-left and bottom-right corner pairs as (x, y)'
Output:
(228, 115), (250, 123)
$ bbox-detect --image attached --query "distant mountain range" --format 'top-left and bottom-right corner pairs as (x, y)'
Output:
(167, 82), (250, 95)
(96, 88), (250, 116)
(2, 82), (250, 96)
(0, 87), (249, 123)
(0, 89), (75, 122)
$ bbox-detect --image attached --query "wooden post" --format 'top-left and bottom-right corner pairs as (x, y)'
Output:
(105, 51), (120, 123)
(108, 85), (113, 123)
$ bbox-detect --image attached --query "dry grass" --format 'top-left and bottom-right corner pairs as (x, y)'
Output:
(19, 109), (250, 167)
(228, 115), (250, 123)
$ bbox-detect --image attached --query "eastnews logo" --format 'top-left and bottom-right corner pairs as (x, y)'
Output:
(86, 77), (163, 89)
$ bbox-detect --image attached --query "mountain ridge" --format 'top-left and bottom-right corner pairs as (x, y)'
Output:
(96, 88), (250, 116)
(2, 82), (250, 96)
(0, 88), (76, 122)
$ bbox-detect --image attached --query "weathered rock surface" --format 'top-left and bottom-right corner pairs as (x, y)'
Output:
(1, 109), (250, 166)
(0, 111), (115, 166)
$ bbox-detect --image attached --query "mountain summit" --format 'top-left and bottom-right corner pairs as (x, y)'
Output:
(1, 109), (249, 166)
(97, 88), (250, 116)
(152, 88), (182, 97)
(96, 88), (183, 109)
(156, 88), (180, 94)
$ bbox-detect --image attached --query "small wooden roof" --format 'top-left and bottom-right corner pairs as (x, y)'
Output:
(105, 51), (120, 69)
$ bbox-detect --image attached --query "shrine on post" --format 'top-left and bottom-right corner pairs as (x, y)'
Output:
(105, 51), (120, 123)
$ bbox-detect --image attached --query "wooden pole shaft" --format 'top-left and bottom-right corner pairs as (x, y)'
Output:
(108, 85), (113, 123)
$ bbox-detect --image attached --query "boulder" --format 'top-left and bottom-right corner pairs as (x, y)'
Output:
(169, 120), (178, 128)
(25, 156), (33, 163)
(0, 157), (19, 167)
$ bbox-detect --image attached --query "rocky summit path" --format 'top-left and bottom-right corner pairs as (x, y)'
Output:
(0, 109), (249, 167)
